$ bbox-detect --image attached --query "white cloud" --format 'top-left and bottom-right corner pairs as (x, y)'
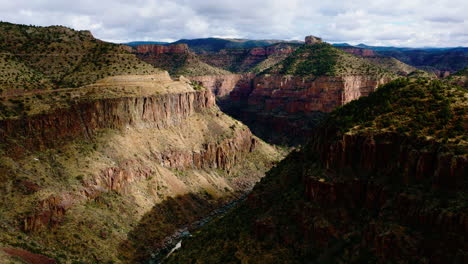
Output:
(0, 0), (467, 47)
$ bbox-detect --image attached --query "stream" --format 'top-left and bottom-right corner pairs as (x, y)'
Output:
(147, 194), (247, 264)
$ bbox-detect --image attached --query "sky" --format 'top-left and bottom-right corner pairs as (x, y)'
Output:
(1, 0), (467, 47)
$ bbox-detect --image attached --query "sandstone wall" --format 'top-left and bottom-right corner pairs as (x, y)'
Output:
(339, 47), (377, 57)
(247, 75), (389, 113)
(189, 73), (255, 98)
(135, 44), (189, 54)
(0, 90), (215, 153)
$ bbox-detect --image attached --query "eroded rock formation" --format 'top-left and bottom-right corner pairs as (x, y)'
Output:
(0, 89), (214, 153)
(305, 35), (323, 45)
(248, 75), (390, 113)
(189, 73), (255, 97)
(339, 47), (377, 57)
(134, 44), (189, 54)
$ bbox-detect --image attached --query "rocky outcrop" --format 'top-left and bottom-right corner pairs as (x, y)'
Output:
(249, 45), (296, 56)
(339, 47), (377, 57)
(155, 128), (257, 170)
(189, 73), (255, 97)
(2, 248), (56, 264)
(22, 128), (259, 232)
(305, 35), (323, 45)
(135, 44), (189, 54)
(23, 194), (77, 232)
(0, 90), (215, 154)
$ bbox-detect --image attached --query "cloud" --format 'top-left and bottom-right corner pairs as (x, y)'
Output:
(0, 0), (467, 47)
(426, 16), (464, 23)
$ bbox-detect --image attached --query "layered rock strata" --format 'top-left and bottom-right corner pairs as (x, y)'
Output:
(134, 44), (189, 54)
(0, 90), (214, 153)
(188, 73), (255, 98)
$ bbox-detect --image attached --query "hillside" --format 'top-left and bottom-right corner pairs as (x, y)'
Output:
(0, 22), (160, 94)
(336, 46), (421, 76)
(166, 78), (467, 263)
(446, 67), (468, 88)
(173, 38), (303, 54)
(197, 43), (301, 73)
(263, 42), (393, 78)
(378, 48), (468, 73)
(130, 44), (232, 76)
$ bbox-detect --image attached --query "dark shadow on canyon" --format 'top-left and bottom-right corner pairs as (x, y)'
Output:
(217, 97), (327, 147)
(117, 192), (241, 263)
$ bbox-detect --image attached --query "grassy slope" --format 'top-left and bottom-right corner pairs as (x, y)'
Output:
(326, 78), (467, 152)
(365, 56), (418, 75)
(166, 79), (467, 263)
(263, 43), (395, 78)
(0, 22), (160, 93)
(0, 73), (191, 120)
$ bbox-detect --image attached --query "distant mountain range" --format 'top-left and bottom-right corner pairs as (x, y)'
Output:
(124, 41), (169, 46)
(122, 38), (468, 72)
(123, 38), (303, 53)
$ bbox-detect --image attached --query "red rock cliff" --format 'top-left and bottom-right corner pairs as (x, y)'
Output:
(189, 73), (255, 97)
(339, 47), (377, 57)
(135, 44), (189, 54)
(247, 75), (390, 113)
(0, 89), (214, 154)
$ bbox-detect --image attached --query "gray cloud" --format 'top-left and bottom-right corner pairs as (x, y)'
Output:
(426, 16), (464, 23)
(0, 0), (467, 47)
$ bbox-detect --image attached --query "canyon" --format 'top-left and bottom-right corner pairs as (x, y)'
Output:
(1, 21), (466, 264)
(0, 72), (282, 263)
(165, 79), (467, 264)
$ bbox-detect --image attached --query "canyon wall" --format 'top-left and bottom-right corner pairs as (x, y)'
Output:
(298, 131), (467, 262)
(134, 44), (189, 54)
(0, 89), (214, 153)
(248, 75), (389, 113)
(310, 132), (466, 191)
(21, 127), (260, 233)
(188, 73), (255, 98)
(220, 74), (391, 144)
(339, 47), (377, 57)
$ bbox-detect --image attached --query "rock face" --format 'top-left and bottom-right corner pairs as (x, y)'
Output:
(188, 73), (255, 97)
(311, 132), (467, 190)
(305, 35), (323, 45)
(249, 45), (296, 56)
(339, 47), (377, 57)
(247, 75), (389, 113)
(0, 89), (214, 154)
(135, 44), (189, 54)
(21, 128), (259, 233)
(222, 74), (391, 144)
(152, 128), (257, 171)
